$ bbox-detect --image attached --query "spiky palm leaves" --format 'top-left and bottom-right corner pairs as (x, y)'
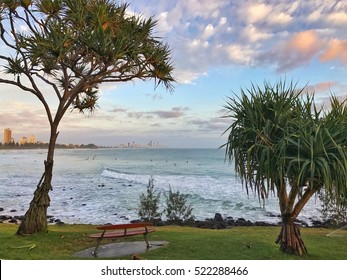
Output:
(223, 80), (347, 255)
(1, 0), (175, 116)
(224, 81), (304, 198)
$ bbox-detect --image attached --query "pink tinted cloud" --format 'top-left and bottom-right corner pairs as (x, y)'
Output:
(287, 30), (321, 54)
(320, 39), (347, 63)
(261, 30), (347, 71)
(278, 30), (323, 71)
(306, 81), (338, 93)
(258, 30), (324, 72)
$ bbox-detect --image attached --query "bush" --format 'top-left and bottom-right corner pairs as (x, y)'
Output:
(138, 178), (195, 225)
(138, 177), (161, 222)
(319, 189), (347, 225)
(164, 188), (195, 224)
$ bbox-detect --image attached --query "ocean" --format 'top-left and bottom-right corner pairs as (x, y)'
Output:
(0, 148), (323, 225)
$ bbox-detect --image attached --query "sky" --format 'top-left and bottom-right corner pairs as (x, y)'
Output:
(1, 0), (347, 148)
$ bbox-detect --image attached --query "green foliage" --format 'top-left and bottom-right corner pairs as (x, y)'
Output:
(319, 189), (347, 225)
(223, 80), (307, 196)
(164, 188), (195, 224)
(138, 177), (161, 222)
(223, 80), (347, 222)
(0, 0), (175, 115)
(137, 179), (195, 224)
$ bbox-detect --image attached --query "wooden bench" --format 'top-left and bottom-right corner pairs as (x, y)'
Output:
(89, 222), (155, 257)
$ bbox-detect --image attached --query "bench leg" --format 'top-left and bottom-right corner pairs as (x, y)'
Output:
(92, 230), (106, 257)
(143, 233), (151, 249)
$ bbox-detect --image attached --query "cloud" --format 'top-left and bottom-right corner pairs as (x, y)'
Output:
(202, 23), (215, 39)
(155, 0), (347, 81)
(109, 106), (127, 113)
(175, 71), (207, 84)
(258, 30), (324, 71)
(0, 102), (50, 142)
(145, 93), (164, 100)
(188, 114), (231, 133)
(239, 24), (273, 43)
(227, 44), (255, 65)
(326, 12), (347, 26)
(244, 3), (272, 24)
(306, 81), (338, 93)
(127, 112), (148, 119)
(288, 30), (321, 54)
(14, 0), (340, 86)
(125, 107), (190, 120)
(152, 107), (189, 118)
(320, 39), (347, 63)
(268, 11), (293, 25)
(157, 11), (173, 33)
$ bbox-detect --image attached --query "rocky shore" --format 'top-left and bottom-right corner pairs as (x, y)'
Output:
(1, 207), (343, 229)
(192, 213), (343, 229)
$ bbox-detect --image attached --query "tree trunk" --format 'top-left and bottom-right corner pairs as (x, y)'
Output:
(275, 221), (307, 256)
(16, 126), (58, 235)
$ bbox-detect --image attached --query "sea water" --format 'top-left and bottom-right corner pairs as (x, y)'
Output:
(0, 148), (323, 225)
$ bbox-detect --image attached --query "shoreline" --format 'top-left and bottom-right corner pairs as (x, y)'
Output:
(0, 212), (343, 229)
(0, 148), (324, 229)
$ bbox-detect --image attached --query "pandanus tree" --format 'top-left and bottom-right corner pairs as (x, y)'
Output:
(223, 81), (347, 256)
(0, 0), (174, 235)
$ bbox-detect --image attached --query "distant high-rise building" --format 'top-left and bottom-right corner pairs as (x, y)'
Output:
(28, 135), (36, 144)
(3, 128), (12, 144)
(19, 136), (28, 146)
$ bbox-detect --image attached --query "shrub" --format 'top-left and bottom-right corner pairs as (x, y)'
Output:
(164, 188), (195, 224)
(320, 189), (347, 225)
(138, 177), (161, 222)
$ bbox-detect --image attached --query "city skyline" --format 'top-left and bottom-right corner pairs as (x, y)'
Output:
(2, 128), (36, 145)
(1, 127), (162, 148)
(1, 1), (347, 148)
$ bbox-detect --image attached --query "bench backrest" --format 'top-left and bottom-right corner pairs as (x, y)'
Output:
(96, 222), (153, 231)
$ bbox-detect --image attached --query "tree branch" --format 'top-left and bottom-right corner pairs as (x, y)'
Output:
(32, 72), (62, 101)
(277, 183), (288, 214)
(285, 181), (300, 214)
(291, 188), (316, 220)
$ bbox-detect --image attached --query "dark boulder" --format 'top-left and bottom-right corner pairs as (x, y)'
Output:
(322, 219), (338, 228)
(254, 221), (270, 226)
(0, 215), (12, 221)
(225, 216), (235, 226)
(311, 220), (322, 227)
(214, 213), (223, 223)
(235, 218), (247, 226)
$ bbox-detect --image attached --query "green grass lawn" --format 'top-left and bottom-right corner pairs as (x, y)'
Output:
(0, 223), (346, 260)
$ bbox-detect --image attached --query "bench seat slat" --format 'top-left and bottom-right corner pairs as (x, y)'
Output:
(96, 222), (153, 231)
(89, 222), (155, 256)
(89, 228), (155, 239)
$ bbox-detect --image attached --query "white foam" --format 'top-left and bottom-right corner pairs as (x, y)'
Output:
(0, 149), (324, 225)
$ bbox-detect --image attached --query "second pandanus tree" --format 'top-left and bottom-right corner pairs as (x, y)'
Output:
(223, 81), (347, 256)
